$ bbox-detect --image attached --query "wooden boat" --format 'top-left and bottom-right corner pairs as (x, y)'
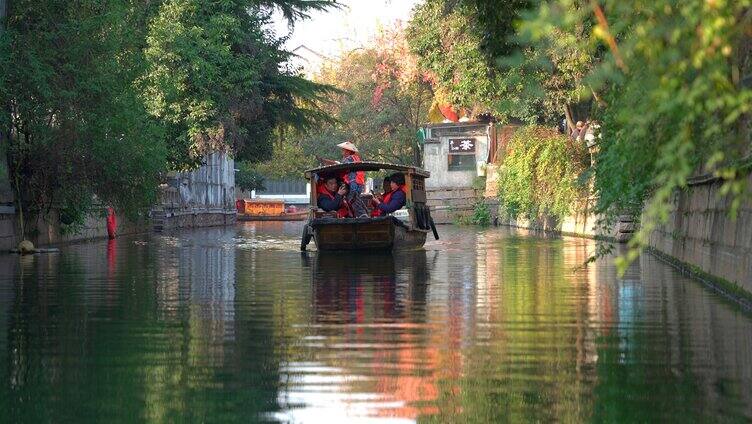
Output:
(236, 199), (308, 221)
(300, 162), (439, 251)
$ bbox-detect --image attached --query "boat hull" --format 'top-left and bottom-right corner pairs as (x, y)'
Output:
(309, 216), (427, 251)
(238, 211), (308, 221)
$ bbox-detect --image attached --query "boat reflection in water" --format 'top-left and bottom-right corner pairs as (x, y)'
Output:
(275, 250), (446, 421)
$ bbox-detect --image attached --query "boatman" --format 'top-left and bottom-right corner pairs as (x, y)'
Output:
(337, 141), (368, 217)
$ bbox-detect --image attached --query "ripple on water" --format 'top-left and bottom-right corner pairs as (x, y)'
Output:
(0, 224), (750, 422)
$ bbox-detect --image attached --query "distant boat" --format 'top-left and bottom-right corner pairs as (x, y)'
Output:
(237, 199), (307, 221)
(300, 162), (439, 251)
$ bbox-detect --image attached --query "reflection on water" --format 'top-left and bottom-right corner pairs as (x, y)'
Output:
(0, 223), (750, 422)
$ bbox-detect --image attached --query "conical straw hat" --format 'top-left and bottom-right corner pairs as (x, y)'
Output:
(336, 141), (358, 153)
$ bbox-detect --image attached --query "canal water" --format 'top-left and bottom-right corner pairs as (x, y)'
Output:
(0, 223), (750, 423)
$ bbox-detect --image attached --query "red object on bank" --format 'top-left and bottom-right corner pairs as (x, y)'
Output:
(106, 207), (117, 239)
(438, 104), (460, 122)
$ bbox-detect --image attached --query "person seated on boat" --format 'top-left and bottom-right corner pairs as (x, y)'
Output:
(337, 141), (369, 217)
(317, 176), (350, 218)
(370, 176), (390, 216)
(372, 173), (406, 216)
(379, 176), (391, 197)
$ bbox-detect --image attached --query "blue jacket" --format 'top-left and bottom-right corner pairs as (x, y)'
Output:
(378, 189), (406, 214)
(317, 190), (343, 212)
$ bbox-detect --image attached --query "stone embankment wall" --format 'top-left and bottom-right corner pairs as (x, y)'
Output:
(0, 147), (15, 250)
(153, 151), (236, 231)
(0, 212), (16, 250)
(426, 187), (478, 224)
(1, 206), (148, 249)
(30, 210), (148, 246)
(486, 162), (634, 239)
(648, 174), (752, 298)
(0, 150), (236, 248)
(503, 213), (632, 240)
(1, 145), (150, 248)
(499, 197), (634, 241)
(494, 169), (752, 300)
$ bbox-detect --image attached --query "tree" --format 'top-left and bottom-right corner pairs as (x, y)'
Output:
(296, 25), (433, 169)
(0, 0), (339, 233)
(406, 0), (595, 127)
(0, 0), (168, 232)
(406, 0), (510, 118)
(254, 140), (316, 179)
(235, 161), (266, 193)
(508, 0), (752, 268)
(141, 0), (338, 168)
(584, 0), (752, 267)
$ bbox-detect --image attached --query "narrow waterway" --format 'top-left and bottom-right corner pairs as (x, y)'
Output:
(0, 223), (750, 423)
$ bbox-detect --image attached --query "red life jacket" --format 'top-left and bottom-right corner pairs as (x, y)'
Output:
(317, 182), (350, 218)
(371, 185), (406, 217)
(342, 153), (366, 185)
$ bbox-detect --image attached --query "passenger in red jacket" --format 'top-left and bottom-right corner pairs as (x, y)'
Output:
(373, 173), (406, 215)
(317, 176), (350, 218)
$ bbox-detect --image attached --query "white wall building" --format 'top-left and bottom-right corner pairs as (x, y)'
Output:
(421, 121), (500, 224)
(289, 45), (330, 78)
(422, 122), (492, 189)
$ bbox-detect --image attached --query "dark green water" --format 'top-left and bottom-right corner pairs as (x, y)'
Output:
(0, 223), (750, 423)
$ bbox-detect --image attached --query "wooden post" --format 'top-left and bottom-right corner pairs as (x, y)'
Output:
(307, 173), (317, 219)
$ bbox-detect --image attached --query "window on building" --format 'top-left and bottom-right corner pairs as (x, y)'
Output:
(447, 138), (476, 171)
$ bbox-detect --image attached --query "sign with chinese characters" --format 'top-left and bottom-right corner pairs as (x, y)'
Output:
(449, 138), (476, 154)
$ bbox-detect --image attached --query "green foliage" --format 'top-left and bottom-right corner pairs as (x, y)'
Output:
(415, 0), (751, 271)
(406, 0), (505, 114)
(0, 0), (337, 233)
(607, 0), (750, 269)
(254, 140), (316, 179)
(498, 127), (588, 223)
(141, 0), (337, 166)
(298, 26), (433, 166)
(235, 161), (266, 192)
(521, 0), (752, 269)
(453, 199), (491, 226)
(472, 176), (487, 191)
(406, 0), (593, 125)
(1, 0), (168, 230)
(471, 200), (492, 226)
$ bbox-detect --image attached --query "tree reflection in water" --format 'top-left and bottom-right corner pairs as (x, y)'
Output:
(0, 225), (750, 422)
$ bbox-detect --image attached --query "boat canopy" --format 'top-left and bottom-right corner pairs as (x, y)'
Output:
(304, 161), (430, 179)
